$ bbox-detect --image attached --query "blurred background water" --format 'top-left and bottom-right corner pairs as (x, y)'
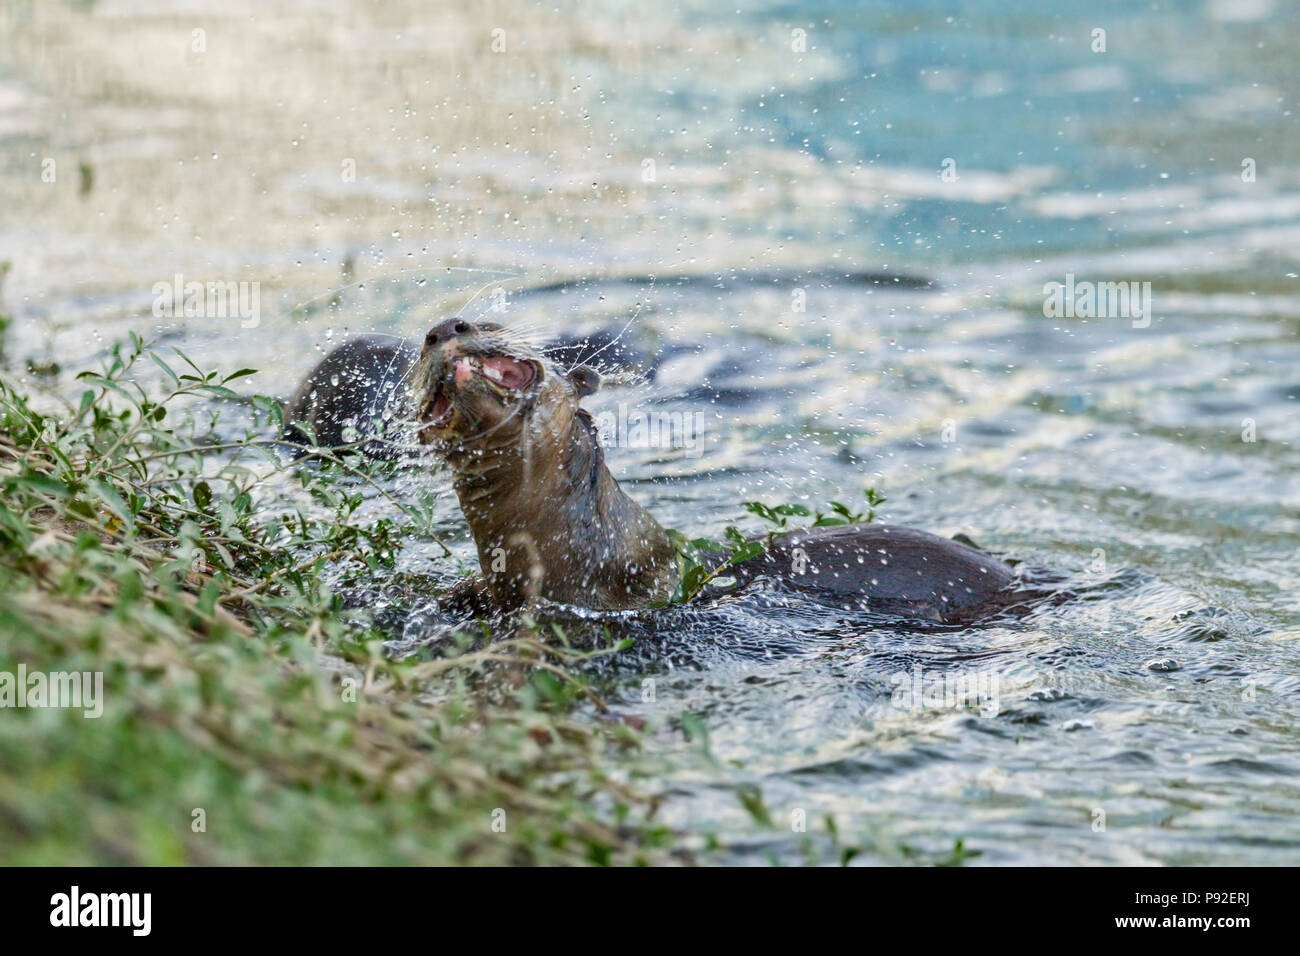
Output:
(1, 0), (1298, 864)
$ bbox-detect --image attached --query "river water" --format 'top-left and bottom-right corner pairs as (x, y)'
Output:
(2, 0), (1298, 864)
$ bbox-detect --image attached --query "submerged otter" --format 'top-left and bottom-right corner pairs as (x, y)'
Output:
(286, 319), (1018, 622)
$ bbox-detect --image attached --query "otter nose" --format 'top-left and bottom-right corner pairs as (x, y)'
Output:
(424, 318), (471, 351)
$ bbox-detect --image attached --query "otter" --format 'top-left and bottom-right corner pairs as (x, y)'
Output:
(283, 334), (412, 459)
(286, 318), (1018, 621)
(282, 327), (657, 460)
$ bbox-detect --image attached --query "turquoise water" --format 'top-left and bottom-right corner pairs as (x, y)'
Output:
(2, 0), (1298, 863)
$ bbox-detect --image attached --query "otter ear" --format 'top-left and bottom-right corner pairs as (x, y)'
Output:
(568, 365), (601, 398)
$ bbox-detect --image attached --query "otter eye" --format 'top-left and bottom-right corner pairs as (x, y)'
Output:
(569, 365), (601, 397)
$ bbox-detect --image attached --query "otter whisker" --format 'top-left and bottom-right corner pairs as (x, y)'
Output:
(495, 323), (555, 344)
(452, 392), (532, 445)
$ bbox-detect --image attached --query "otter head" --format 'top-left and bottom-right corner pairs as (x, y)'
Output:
(411, 317), (676, 610)
(412, 317), (601, 464)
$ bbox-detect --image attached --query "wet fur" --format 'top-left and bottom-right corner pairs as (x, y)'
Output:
(410, 323), (678, 611)
(289, 326), (1018, 621)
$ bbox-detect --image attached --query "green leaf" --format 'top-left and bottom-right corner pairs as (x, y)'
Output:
(680, 713), (709, 749)
(17, 474), (72, 498)
(212, 540), (235, 569)
(735, 784), (773, 827)
(198, 579), (220, 617)
(292, 421), (318, 446)
(193, 481), (212, 511)
(675, 564), (710, 602)
(689, 537), (728, 553)
(936, 838), (982, 867)
(91, 478), (134, 532)
(170, 346), (206, 376)
(530, 670), (568, 706)
(199, 385), (240, 400)
(147, 351), (180, 386)
(74, 373), (132, 399)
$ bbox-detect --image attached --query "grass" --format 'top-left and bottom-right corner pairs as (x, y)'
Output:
(0, 332), (678, 865)
(0, 327), (980, 867)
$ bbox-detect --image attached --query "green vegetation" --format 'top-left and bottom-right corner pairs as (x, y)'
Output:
(0, 262), (11, 368)
(0, 332), (975, 865)
(665, 487), (885, 604)
(0, 334), (674, 864)
(744, 487), (886, 532)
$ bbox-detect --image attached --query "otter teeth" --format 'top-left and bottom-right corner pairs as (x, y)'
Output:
(451, 357), (478, 387)
(465, 355), (509, 386)
(449, 355), (516, 388)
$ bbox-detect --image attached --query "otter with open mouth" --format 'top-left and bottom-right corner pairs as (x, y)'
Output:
(410, 317), (679, 611)
(288, 318), (1019, 622)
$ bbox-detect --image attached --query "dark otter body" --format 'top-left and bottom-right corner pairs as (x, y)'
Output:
(284, 335), (413, 458)
(287, 322), (1017, 622)
(719, 524), (1014, 621)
